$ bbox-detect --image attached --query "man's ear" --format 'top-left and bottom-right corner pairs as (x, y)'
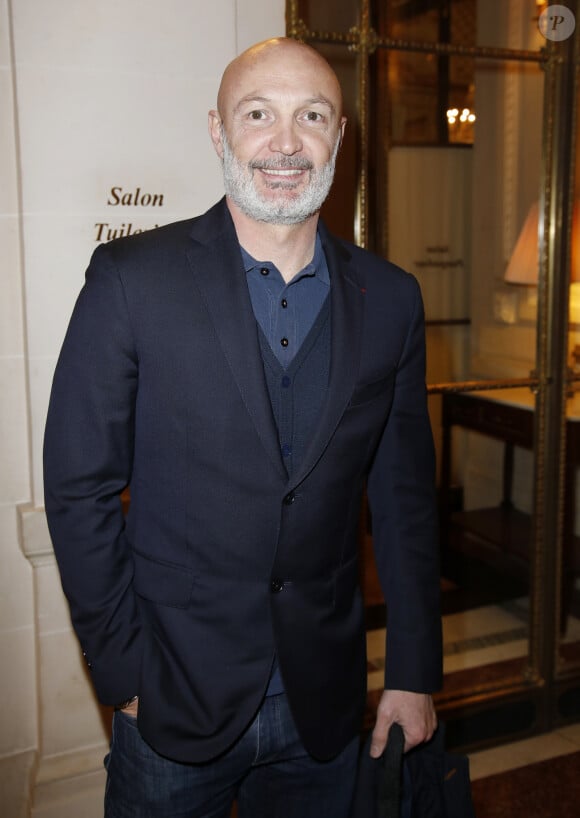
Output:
(208, 110), (224, 159)
(339, 116), (347, 149)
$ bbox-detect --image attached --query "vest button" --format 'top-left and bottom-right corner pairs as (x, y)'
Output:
(283, 491), (296, 505)
(271, 579), (284, 593)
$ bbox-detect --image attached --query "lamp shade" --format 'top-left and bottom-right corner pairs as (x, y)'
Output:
(504, 201), (580, 284)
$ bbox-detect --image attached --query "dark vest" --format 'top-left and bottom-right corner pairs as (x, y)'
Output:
(258, 294), (331, 695)
(258, 295), (331, 479)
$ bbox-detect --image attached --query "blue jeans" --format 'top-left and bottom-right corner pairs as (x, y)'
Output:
(104, 693), (359, 817)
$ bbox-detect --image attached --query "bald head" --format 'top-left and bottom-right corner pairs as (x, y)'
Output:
(216, 37), (344, 127)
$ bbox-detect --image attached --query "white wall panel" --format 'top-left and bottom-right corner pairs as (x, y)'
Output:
(8, 0), (283, 507)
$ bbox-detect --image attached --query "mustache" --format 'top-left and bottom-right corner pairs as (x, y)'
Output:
(250, 157), (314, 171)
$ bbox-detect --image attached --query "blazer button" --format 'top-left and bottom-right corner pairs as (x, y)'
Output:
(271, 579), (284, 593)
(283, 491), (296, 505)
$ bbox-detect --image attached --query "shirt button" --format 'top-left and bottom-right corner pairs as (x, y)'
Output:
(283, 491), (296, 505)
(260, 267), (269, 276)
(281, 375), (291, 388)
(281, 298), (288, 308)
(281, 443), (292, 458)
(271, 579), (284, 593)
(280, 338), (289, 348)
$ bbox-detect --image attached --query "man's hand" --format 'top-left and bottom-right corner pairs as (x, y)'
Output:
(120, 696), (139, 718)
(370, 689), (437, 758)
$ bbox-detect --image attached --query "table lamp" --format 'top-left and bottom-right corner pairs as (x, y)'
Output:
(505, 201), (580, 375)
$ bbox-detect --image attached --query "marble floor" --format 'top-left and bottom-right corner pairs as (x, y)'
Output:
(367, 596), (580, 689)
(468, 720), (580, 781)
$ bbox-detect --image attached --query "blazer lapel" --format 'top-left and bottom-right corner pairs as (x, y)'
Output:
(185, 202), (365, 488)
(290, 224), (365, 488)
(185, 201), (287, 481)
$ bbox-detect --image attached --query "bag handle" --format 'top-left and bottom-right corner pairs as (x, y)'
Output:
(377, 722), (405, 818)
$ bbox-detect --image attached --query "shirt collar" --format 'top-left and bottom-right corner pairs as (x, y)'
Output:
(240, 232), (329, 286)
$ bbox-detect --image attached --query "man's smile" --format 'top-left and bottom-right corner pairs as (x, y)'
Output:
(260, 168), (304, 176)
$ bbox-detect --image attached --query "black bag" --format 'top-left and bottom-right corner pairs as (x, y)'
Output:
(350, 723), (476, 818)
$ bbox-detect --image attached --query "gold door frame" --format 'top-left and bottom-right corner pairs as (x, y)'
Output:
(287, 0), (580, 738)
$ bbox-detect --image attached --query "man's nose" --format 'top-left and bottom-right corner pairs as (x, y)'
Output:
(268, 119), (303, 155)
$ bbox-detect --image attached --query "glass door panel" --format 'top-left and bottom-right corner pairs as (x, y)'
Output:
(287, 0), (580, 746)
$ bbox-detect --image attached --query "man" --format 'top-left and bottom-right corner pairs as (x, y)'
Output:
(44, 37), (442, 818)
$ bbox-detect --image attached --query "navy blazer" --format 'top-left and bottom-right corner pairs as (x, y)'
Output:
(44, 198), (442, 763)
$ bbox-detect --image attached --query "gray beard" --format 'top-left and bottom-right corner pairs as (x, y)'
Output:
(220, 128), (340, 225)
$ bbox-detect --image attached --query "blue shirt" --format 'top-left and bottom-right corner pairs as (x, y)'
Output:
(241, 234), (330, 366)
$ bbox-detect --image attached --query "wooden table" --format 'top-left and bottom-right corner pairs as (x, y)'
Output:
(440, 387), (580, 630)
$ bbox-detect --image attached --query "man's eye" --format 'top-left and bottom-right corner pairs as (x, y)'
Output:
(304, 111), (323, 122)
(248, 110), (266, 120)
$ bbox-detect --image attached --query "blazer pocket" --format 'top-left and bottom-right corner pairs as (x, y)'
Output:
(133, 550), (195, 609)
(348, 370), (394, 408)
